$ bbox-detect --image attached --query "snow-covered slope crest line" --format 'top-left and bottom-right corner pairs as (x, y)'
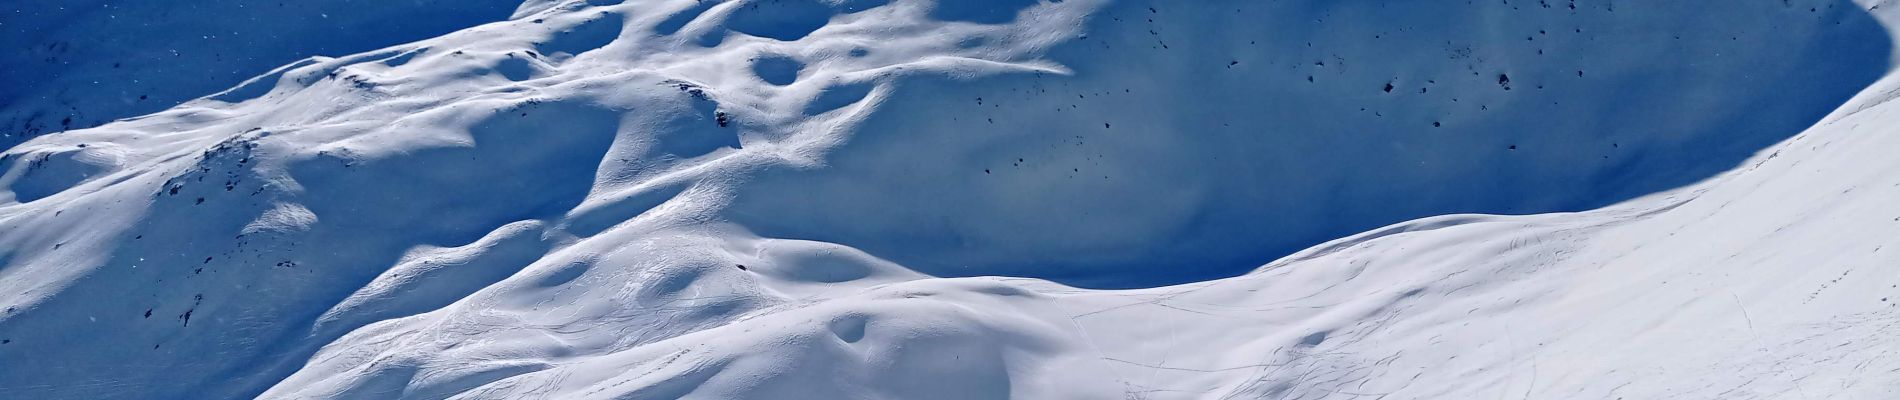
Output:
(1, 0), (1897, 399)
(0, 0), (526, 148)
(0, 0), (1097, 397)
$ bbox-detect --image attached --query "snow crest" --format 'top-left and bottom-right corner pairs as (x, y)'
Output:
(1, 0), (1898, 399)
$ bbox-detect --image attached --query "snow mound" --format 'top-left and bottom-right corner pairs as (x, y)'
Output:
(0, 0), (1897, 399)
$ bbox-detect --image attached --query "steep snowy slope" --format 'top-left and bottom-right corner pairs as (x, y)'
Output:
(725, 0), (1890, 286)
(0, 0), (522, 147)
(0, 0), (1897, 399)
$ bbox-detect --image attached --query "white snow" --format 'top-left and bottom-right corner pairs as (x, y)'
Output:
(2, 0), (1899, 398)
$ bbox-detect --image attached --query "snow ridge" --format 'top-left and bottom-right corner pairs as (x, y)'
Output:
(1, 0), (1898, 399)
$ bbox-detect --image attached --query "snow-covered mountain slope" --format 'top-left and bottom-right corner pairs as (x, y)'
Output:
(1, 0), (1898, 399)
(0, 0), (523, 147)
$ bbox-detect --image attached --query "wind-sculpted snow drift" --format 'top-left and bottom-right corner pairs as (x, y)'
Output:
(0, 0), (1897, 399)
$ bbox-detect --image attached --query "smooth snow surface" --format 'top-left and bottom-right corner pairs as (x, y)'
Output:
(2, 0), (1899, 399)
(0, 0), (523, 147)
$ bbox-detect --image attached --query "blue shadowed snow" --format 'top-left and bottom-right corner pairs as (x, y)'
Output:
(0, 0), (1897, 398)
(723, 0), (1893, 288)
(0, 0), (522, 147)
